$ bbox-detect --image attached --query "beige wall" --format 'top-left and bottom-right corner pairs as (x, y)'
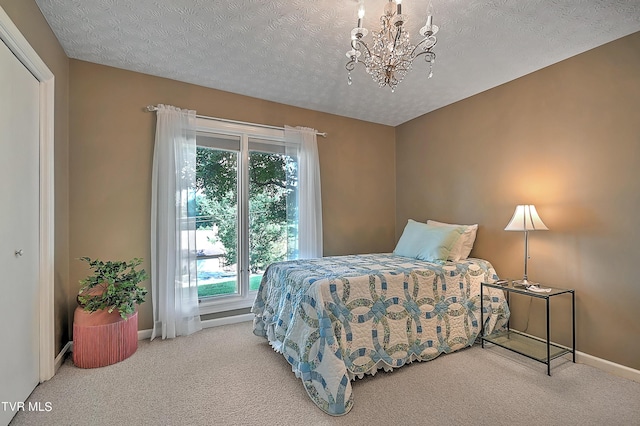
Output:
(68, 60), (396, 331)
(0, 0), (70, 356)
(396, 32), (640, 370)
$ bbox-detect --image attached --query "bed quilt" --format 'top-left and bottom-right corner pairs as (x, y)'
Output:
(252, 253), (509, 415)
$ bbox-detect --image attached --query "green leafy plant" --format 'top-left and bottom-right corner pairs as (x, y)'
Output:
(77, 257), (148, 319)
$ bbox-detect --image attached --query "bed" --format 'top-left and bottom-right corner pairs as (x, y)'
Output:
(252, 253), (510, 415)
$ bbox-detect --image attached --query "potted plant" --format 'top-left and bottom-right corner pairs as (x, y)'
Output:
(73, 257), (148, 368)
(76, 256), (148, 319)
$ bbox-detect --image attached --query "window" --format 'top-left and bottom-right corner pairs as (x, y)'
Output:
(194, 119), (298, 314)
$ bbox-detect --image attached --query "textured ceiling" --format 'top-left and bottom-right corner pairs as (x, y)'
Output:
(35, 0), (640, 126)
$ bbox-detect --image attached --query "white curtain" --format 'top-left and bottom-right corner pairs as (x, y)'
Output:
(150, 104), (202, 340)
(285, 126), (323, 259)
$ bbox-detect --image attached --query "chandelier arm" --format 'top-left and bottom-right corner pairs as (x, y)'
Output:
(346, 39), (372, 72)
(414, 50), (436, 67)
(409, 36), (437, 57)
(393, 28), (402, 52)
(413, 50), (436, 62)
(346, 59), (369, 72)
(352, 38), (372, 58)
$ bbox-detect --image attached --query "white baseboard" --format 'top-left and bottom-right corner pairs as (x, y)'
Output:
(138, 329), (153, 340)
(54, 341), (73, 373)
(137, 313), (254, 340)
(575, 351), (640, 383)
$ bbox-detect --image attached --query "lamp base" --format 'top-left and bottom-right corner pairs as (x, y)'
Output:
(512, 279), (539, 288)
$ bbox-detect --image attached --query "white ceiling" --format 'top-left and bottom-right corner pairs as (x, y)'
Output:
(35, 0), (640, 126)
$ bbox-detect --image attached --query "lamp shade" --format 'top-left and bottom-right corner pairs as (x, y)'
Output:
(504, 205), (548, 231)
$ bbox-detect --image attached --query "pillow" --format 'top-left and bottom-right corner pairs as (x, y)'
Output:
(427, 220), (478, 260)
(394, 219), (464, 262)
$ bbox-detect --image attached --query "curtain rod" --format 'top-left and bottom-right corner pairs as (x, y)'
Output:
(145, 105), (327, 138)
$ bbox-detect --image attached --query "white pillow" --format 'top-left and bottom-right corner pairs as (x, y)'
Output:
(393, 220), (464, 262)
(426, 220), (478, 261)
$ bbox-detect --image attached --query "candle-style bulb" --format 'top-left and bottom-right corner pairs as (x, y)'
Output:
(357, 1), (365, 27)
(425, 2), (434, 30)
(397, 0), (402, 15)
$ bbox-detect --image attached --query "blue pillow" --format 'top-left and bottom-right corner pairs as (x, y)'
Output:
(393, 219), (464, 262)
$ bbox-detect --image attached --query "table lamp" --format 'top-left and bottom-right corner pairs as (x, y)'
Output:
(504, 205), (548, 287)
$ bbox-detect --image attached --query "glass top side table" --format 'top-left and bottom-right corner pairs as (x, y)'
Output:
(481, 280), (575, 375)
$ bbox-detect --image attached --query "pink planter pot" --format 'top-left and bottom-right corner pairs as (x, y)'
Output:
(72, 307), (138, 368)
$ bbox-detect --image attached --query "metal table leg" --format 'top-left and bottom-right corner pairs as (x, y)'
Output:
(546, 297), (551, 376)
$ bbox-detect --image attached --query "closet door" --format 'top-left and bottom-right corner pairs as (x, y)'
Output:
(0, 38), (40, 426)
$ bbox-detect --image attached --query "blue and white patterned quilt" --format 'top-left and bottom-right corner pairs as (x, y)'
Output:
(252, 253), (509, 415)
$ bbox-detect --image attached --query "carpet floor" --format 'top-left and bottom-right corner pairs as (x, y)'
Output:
(10, 321), (640, 426)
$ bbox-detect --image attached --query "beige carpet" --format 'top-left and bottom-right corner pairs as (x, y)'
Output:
(10, 321), (640, 426)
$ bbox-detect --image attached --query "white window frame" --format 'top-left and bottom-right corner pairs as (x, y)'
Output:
(196, 118), (295, 315)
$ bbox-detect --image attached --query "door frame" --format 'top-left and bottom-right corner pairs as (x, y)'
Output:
(0, 7), (55, 382)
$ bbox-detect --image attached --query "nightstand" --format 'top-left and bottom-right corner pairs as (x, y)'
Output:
(480, 281), (575, 375)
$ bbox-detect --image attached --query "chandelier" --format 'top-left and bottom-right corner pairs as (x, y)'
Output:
(346, 0), (439, 92)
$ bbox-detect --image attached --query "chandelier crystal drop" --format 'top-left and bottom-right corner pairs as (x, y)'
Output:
(346, 0), (439, 91)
